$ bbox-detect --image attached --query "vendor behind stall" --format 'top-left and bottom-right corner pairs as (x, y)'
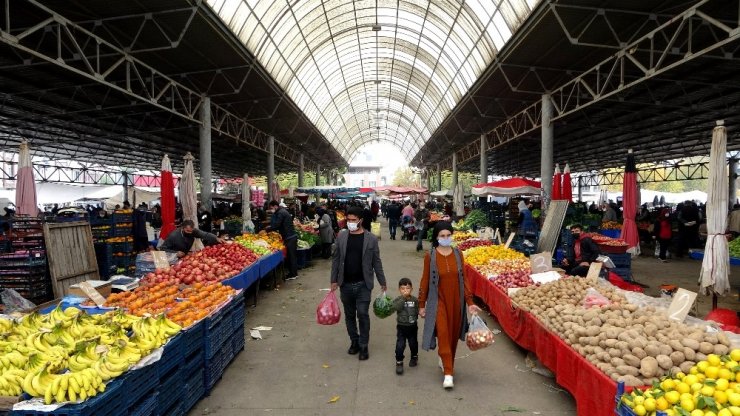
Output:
(159, 220), (224, 258)
(560, 224), (600, 277)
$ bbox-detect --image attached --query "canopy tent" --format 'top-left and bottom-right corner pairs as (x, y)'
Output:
(372, 186), (428, 195)
(180, 153), (201, 251)
(295, 186), (359, 194)
(472, 178), (541, 197)
(103, 187), (161, 210)
(430, 189), (472, 198)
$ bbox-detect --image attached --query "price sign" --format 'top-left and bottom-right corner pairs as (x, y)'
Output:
(152, 251), (170, 270)
(667, 288), (697, 322)
(504, 232), (515, 249)
(494, 228), (502, 244)
(586, 262), (603, 279)
(529, 252), (552, 274)
(77, 281), (107, 307)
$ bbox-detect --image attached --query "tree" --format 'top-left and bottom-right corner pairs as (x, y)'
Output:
(392, 167), (418, 186)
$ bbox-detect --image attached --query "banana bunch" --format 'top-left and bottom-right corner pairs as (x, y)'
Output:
(25, 325), (75, 352)
(15, 312), (43, 336)
(0, 318), (13, 333)
(67, 343), (100, 372)
(47, 305), (82, 327)
(0, 369), (26, 396)
(0, 351), (28, 370)
(129, 315), (181, 354)
(92, 355), (129, 382)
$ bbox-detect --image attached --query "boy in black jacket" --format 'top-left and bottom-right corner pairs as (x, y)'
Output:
(393, 278), (419, 375)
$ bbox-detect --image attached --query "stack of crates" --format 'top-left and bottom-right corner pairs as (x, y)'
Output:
(0, 250), (49, 304)
(606, 253), (632, 281)
(111, 211), (135, 275)
(204, 291), (246, 394)
(89, 217), (113, 242)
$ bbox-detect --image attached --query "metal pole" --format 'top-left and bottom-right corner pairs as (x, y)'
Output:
(326, 169), (331, 186)
(541, 94), (554, 210)
(267, 135), (275, 202)
(577, 176), (583, 202)
(480, 135), (487, 202)
(437, 163), (442, 192)
(316, 165), (321, 186)
(199, 97), (212, 210)
(122, 172), (129, 206)
(729, 158), (738, 210)
(298, 154), (304, 188)
(452, 153), (458, 193)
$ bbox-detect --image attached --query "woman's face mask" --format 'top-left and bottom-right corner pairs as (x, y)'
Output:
(438, 237), (453, 247)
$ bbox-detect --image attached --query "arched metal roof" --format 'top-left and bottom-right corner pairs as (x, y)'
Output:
(205, 0), (538, 161)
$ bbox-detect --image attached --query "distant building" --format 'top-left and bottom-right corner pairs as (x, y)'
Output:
(345, 151), (388, 188)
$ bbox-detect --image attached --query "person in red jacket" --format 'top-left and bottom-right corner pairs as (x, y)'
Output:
(653, 208), (673, 262)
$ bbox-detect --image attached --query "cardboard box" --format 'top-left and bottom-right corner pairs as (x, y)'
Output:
(0, 395), (20, 411)
(68, 280), (112, 298)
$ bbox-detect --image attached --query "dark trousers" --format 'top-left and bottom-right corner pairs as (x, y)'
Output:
(564, 263), (589, 277)
(321, 242), (332, 259)
(285, 236), (298, 277)
(658, 238), (670, 260)
(395, 324), (418, 362)
(416, 228), (425, 250)
(388, 219), (398, 238)
(340, 281), (371, 347)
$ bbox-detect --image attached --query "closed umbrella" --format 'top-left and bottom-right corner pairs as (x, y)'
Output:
(180, 152), (201, 251)
(599, 188), (608, 207)
(15, 141), (37, 217)
(562, 163), (573, 202)
(659, 195), (665, 206)
(699, 121), (730, 304)
(551, 164), (562, 201)
(620, 150), (640, 256)
(270, 181), (280, 203)
(652, 195), (659, 207)
(159, 154), (176, 240)
(242, 174), (254, 233)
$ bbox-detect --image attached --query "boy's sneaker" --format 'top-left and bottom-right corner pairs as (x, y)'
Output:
(409, 356), (418, 367)
(395, 361), (403, 375)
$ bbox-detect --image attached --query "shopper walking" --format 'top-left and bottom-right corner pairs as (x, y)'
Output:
(330, 206), (387, 361)
(517, 200), (537, 236)
(676, 201), (701, 258)
(653, 208), (672, 262)
(318, 205), (334, 259)
(267, 201), (298, 280)
(387, 201), (401, 240)
(419, 221), (480, 390)
(414, 202), (429, 251)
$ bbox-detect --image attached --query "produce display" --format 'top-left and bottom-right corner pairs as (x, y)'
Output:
(456, 239), (492, 251)
(100, 282), (236, 328)
(453, 231), (477, 242)
(511, 277), (734, 387)
(618, 350), (740, 416)
(140, 243), (258, 285)
(106, 236), (133, 243)
(463, 245), (525, 266)
(451, 210), (488, 231)
(429, 212), (444, 222)
(294, 220), (319, 234)
(0, 306), (180, 403)
(237, 231), (285, 252)
(590, 233), (629, 247)
(729, 237), (740, 258)
(233, 235), (273, 256)
(297, 229), (320, 247)
(602, 221), (623, 230)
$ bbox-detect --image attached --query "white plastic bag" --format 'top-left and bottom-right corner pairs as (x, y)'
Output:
(465, 314), (495, 351)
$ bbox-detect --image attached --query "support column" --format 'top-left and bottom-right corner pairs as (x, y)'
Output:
(480, 135), (487, 202)
(326, 170), (332, 186)
(577, 176), (583, 202)
(730, 158), (738, 209)
(451, 153), (458, 192)
(437, 163), (442, 193)
(297, 154), (304, 188)
(541, 94), (554, 209)
(316, 165), (321, 186)
(122, 172), (129, 205)
(199, 97), (212, 210)
(267, 136), (275, 202)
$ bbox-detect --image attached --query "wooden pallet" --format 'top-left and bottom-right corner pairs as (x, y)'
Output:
(43, 221), (99, 297)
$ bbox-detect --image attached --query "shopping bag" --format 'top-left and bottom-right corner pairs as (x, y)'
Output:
(371, 222), (381, 239)
(372, 291), (393, 318)
(465, 314), (495, 351)
(316, 291), (341, 325)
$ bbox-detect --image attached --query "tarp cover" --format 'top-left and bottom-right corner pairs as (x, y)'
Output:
(472, 178), (541, 196)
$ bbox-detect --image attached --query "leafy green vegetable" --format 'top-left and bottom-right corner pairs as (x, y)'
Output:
(373, 293), (394, 319)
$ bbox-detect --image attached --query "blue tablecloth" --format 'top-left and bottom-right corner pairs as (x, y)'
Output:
(598, 229), (621, 239)
(222, 262), (261, 290)
(259, 251), (283, 278)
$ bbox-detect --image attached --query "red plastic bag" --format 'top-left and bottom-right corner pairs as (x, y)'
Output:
(316, 291), (341, 325)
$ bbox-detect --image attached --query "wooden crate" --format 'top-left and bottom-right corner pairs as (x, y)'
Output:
(43, 221), (99, 297)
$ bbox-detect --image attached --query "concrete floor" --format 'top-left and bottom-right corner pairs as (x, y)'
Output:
(191, 221), (577, 416)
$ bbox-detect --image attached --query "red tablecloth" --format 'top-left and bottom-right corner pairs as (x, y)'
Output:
(468, 265), (617, 416)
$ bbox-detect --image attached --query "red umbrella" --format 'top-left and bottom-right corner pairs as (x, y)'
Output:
(159, 154), (176, 240)
(551, 164), (562, 201)
(15, 141), (38, 216)
(620, 151), (640, 256)
(562, 163), (573, 202)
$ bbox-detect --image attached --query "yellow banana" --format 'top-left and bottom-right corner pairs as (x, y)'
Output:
(67, 385), (77, 402)
(68, 376), (80, 394)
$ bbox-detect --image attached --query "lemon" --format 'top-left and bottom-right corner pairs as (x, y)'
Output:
(720, 369), (734, 381)
(666, 391), (681, 404)
(676, 372), (687, 379)
(682, 393), (696, 403)
(705, 412), (717, 416)
(690, 411), (704, 416)
(730, 349), (740, 362)
(685, 375), (700, 385)
(692, 383), (705, 393)
(677, 383), (691, 395)
(728, 406), (740, 416)
(717, 379), (730, 391)
(691, 366), (700, 375)
(730, 392), (740, 406)
(698, 374), (707, 383)
(663, 379), (677, 391)
(682, 398), (696, 411)
(703, 385), (717, 397)
(644, 398), (657, 412)
(633, 404), (647, 416)
(716, 391), (729, 405)
(656, 396), (670, 410)
(708, 354), (722, 367)
(719, 409), (733, 416)
(698, 361), (710, 372)
(706, 366), (720, 380)
(665, 410), (676, 416)
(633, 396), (645, 406)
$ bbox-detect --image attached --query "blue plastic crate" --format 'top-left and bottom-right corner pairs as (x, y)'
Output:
(121, 363), (158, 408)
(230, 303), (246, 332)
(612, 267), (633, 281)
(204, 339), (235, 393)
(204, 314), (230, 360)
(181, 319), (205, 357)
(182, 368), (205, 414)
(157, 334), (184, 378)
(606, 253), (632, 268)
(112, 226), (132, 237)
(183, 347), (204, 376)
(158, 400), (182, 416)
(156, 367), (184, 415)
(127, 391), (157, 416)
(10, 379), (125, 416)
(113, 213), (133, 223)
(615, 382), (668, 416)
(599, 229), (621, 238)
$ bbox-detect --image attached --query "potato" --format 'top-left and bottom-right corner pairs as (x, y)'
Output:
(623, 354), (641, 368)
(616, 341), (630, 351)
(604, 339), (618, 348)
(698, 342), (714, 355)
(609, 348), (622, 358)
(668, 340), (684, 352)
(618, 375), (644, 387)
(585, 326), (601, 337)
(632, 347), (647, 359)
(679, 361), (695, 374)
(695, 353), (707, 362)
(640, 356), (659, 378)
(617, 365), (640, 377)
(644, 344), (661, 357)
(611, 357), (626, 367)
(669, 351), (685, 366)
(687, 332), (704, 342)
(683, 347), (696, 361)
(658, 345), (673, 356)
(703, 334), (718, 344)
(656, 355), (673, 370)
(717, 331), (730, 346)
(680, 338), (700, 350)
(713, 344), (728, 356)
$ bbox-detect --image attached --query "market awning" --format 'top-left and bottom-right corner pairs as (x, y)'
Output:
(472, 177), (541, 196)
(295, 186), (359, 194)
(372, 186), (428, 195)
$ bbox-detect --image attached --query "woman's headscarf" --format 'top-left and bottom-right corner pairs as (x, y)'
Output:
(431, 221), (454, 247)
(518, 200), (528, 211)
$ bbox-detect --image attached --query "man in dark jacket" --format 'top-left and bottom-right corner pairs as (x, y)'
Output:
(386, 202), (401, 240)
(560, 224), (600, 277)
(267, 200), (298, 280)
(159, 220), (223, 258)
(330, 206), (387, 361)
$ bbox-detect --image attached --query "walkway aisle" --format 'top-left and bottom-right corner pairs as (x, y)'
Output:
(192, 220), (576, 416)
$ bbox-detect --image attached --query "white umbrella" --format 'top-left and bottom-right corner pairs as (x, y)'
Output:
(699, 121), (730, 299)
(180, 152), (202, 251)
(15, 141), (38, 216)
(242, 174), (254, 233)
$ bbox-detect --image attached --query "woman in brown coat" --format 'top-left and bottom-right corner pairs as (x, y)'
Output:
(419, 221), (480, 389)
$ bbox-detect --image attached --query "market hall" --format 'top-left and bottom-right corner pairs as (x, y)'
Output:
(0, 0), (738, 415)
